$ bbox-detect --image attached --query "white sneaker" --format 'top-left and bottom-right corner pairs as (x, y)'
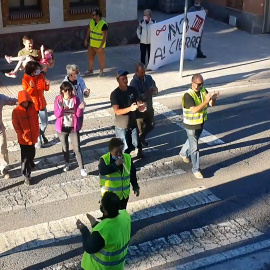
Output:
(80, 168), (87, 177)
(63, 163), (70, 172)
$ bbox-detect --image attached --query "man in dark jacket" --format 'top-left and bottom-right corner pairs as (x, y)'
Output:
(130, 62), (158, 147)
(189, 0), (208, 58)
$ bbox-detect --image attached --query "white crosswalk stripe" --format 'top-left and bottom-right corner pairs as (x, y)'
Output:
(3, 100), (224, 153)
(0, 153), (185, 213)
(0, 186), (219, 256)
(153, 102), (225, 146)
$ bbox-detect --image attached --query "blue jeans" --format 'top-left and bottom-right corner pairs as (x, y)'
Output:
(180, 128), (203, 173)
(38, 108), (48, 141)
(115, 127), (139, 153)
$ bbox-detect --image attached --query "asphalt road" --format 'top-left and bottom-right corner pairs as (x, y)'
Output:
(0, 81), (270, 270)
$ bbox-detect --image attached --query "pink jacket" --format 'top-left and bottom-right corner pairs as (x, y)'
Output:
(54, 95), (83, 133)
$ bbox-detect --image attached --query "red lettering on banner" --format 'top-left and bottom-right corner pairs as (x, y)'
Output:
(190, 15), (204, 33)
(156, 25), (166, 36)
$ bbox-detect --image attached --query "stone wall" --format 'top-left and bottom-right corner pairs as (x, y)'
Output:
(203, 0), (265, 34)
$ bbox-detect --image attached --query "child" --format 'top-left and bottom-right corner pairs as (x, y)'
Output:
(0, 94), (17, 179)
(12, 91), (39, 185)
(5, 42), (54, 78)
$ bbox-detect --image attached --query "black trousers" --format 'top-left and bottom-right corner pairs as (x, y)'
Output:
(120, 196), (129, 210)
(136, 109), (155, 140)
(140, 43), (151, 65)
(20, 144), (35, 178)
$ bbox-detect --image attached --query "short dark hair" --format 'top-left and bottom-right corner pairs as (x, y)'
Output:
(108, 138), (124, 152)
(22, 35), (32, 42)
(93, 8), (102, 17)
(135, 62), (146, 72)
(101, 192), (120, 216)
(59, 81), (74, 97)
(24, 61), (41, 76)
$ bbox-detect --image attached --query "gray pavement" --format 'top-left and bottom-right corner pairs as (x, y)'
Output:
(1, 11), (270, 102)
(1, 10), (270, 270)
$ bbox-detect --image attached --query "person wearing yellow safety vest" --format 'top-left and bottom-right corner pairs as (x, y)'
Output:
(99, 138), (140, 209)
(84, 8), (108, 77)
(180, 74), (219, 179)
(76, 191), (131, 270)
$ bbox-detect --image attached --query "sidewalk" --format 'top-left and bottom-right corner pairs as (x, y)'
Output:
(0, 11), (270, 104)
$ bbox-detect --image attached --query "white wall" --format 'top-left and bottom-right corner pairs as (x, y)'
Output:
(106, 0), (138, 22)
(0, 0), (138, 35)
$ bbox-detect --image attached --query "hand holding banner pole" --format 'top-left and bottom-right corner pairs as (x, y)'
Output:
(179, 0), (189, 78)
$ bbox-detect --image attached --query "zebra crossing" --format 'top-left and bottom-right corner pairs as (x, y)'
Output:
(3, 99), (266, 270)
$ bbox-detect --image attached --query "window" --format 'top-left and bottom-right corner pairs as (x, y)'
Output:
(1, 0), (50, 26)
(70, 0), (98, 7)
(63, 0), (106, 21)
(227, 0), (243, 10)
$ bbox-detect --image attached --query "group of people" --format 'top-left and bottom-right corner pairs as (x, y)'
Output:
(0, 3), (214, 269)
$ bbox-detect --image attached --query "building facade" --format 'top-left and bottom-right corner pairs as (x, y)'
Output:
(203, 0), (270, 34)
(0, 0), (139, 57)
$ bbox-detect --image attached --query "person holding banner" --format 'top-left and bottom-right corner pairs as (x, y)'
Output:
(180, 74), (219, 179)
(130, 62), (158, 147)
(189, 0), (208, 58)
(137, 9), (156, 65)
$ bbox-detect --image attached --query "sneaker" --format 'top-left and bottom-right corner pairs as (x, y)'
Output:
(197, 53), (207, 58)
(85, 69), (93, 76)
(5, 55), (12, 64)
(193, 171), (204, 179)
(24, 177), (31, 186)
(63, 163), (70, 172)
(140, 138), (149, 147)
(5, 71), (17, 78)
(98, 70), (104, 77)
(80, 168), (88, 177)
(180, 155), (190, 163)
(2, 168), (10, 179)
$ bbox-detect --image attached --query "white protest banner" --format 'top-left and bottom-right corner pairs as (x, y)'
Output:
(147, 11), (206, 71)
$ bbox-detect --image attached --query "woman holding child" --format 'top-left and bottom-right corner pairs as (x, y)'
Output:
(22, 61), (50, 148)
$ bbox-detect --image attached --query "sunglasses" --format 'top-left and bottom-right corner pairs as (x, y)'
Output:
(63, 88), (70, 93)
(193, 82), (204, 87)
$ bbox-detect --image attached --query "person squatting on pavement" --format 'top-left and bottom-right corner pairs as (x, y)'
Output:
(110, 70), (144, 158)
(180, 74), (219, 179)
(0, 94), (17, 179)
(54, 81), (87, 177)
(22, 61), (50, 148)
(99, 138), (140, 210)
(189, 0), (208, 58)
(84, 8), (108, 77)
(76, 191), (131, 270)
(137, 9), (156, 65)
(12, 91), (39, 186)
(130, 62), (158, 147)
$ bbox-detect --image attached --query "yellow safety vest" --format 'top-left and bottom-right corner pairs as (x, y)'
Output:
(89, 19), (107, 48)
(182, 88), (208, 125)
(81, 210), (131, 270)
(100, 153), (131, 200)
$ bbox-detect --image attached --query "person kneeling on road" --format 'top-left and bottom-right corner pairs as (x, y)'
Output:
(76, 191), (131, 270)
(99, 138), (140, 210)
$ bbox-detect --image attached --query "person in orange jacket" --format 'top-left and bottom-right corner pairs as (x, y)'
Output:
(12, 91), (39, 185)
(22, 61), (50, 148)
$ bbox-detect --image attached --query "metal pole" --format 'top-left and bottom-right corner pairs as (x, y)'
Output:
(179, 0), (189, 78)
